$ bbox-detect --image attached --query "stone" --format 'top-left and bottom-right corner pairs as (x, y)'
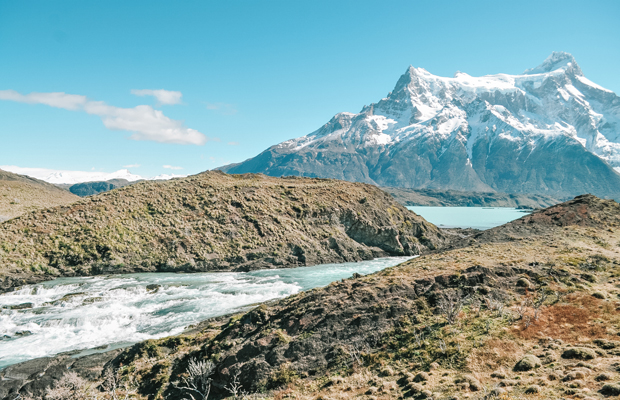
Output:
(514, 355), (541, 371)
(516, 277), (531, 287)
(414, 372), (430, 382)
(562, 347), (597, 360)
(600, 383), (620, 396)
(525, 385), (541, 394)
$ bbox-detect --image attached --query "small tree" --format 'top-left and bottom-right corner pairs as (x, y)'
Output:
(173, 357), (215, 400)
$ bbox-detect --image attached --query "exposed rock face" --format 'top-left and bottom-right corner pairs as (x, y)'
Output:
(220, 52), (620, 199)
(0, 171), (444, 292)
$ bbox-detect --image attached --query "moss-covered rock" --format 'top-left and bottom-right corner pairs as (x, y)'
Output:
(562, 347), (597, 360)
(514, 355), (541, 371)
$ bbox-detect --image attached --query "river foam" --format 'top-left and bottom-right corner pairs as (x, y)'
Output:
(0, 256), (412, 369)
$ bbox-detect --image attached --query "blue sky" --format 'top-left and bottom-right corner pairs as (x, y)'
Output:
(1, 0), (619, 180)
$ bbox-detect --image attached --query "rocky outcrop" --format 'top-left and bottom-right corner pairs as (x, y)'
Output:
(0, 171), (444, 292)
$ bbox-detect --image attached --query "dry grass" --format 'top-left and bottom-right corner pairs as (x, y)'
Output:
(467, 339), (522, 373)
(513, 294), (615, 342)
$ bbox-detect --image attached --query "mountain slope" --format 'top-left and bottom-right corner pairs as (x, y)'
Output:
(5, 195), (620, 400)
(0, 169), (79, 221)
(0, 171), (444, 292)
(220, 52), (620, 199)
(68, 179), (134, 197)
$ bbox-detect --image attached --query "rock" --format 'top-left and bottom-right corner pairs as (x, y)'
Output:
(414, 372), (429, 382)
(594, 339), (620, 349)
(525, 385), (541, 394)
(514, 355), (541, 371)
(562, 347), (597, 360)
(600, 383), (620, 396)
(419, 389), (433, 399)
(595, 373), (611, 381)
(491, 370), (506, 379)
(569, 379), (585, 388)
(9, 302), (33, 310)
(406, 382), (424, 394)
(146, 284), (161, 292)
(516, 277), (531, 288)
(592, 291), (606, 299)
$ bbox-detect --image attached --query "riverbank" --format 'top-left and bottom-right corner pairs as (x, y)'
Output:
(3, 195), (620, 400)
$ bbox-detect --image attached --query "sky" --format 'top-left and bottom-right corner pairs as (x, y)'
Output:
(1, 0), (619, 181)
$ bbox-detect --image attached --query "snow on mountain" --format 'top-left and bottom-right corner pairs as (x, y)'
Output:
(0, 166), (181, 184)
(220, 52), (620, 199)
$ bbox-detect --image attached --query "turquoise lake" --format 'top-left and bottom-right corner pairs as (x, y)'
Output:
(407, 206), (529, 230)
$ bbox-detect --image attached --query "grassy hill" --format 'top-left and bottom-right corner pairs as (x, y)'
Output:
(0, 171), (444, 292)
(3, 196), (620, 400)
(0, 169), (79, 221)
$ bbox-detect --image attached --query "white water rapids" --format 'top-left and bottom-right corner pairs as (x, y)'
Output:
(0, 256), (412, 369)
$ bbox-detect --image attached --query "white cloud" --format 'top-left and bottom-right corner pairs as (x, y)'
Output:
(163, 165), (183, 170)
(131, 89), (182, 105)
(123, 164), (141, 168)
(0, 90), (87, 110)
(206, 102), (237, 115)
(0, 90), (207, 145)
(227, 141), (240, 146)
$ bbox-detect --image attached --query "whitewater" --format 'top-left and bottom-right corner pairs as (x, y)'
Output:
(0, 256), (412, 369)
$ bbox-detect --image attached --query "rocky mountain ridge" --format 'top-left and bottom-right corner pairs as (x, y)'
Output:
(220, 52), (620, 199)
(0, 171), (444, 292)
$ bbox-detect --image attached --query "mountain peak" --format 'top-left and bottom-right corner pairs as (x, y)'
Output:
(523, 51), (583, 76)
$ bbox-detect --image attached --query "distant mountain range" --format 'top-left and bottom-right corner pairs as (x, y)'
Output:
(0, 166), (185, 185)
(220, 52), (620, 199)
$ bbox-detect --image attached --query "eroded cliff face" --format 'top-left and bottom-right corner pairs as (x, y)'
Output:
(220, 52), (620, 199)
(0, 171), (444, 292)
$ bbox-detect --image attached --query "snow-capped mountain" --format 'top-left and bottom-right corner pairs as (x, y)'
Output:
(220, 52), (620, 199)
(0, 166), (186, 184)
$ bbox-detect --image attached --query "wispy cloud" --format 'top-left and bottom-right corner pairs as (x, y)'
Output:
(206, 102), (237, 115)
(123, 164), (141, 168)
(131, 89), (182, 105)
(163, 165), (183, 170)
(227, 141), (240, 146)
(0, 90), (208, 145)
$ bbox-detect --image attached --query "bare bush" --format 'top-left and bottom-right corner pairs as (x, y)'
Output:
(101, 366), (136, 400)
(45, 371), (95, 400)
(173, 357), (215, 400)
(437, 289), (470, 324)
(224, 370), (247, 399)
